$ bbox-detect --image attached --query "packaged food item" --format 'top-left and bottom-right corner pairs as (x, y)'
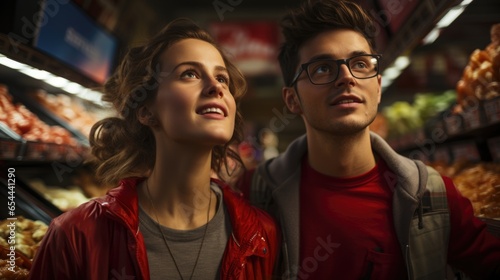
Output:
(456, 24), (500, 108)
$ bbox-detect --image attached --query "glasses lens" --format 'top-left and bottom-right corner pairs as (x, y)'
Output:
(349, 55), (379, 79)
(305, 55), (380, 85)
(307, 60), (338, 85)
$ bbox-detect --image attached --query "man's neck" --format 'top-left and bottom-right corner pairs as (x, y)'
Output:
(306, 129), (376, 178)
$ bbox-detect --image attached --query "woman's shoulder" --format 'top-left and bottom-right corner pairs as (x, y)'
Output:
(49, 195), (113, 234)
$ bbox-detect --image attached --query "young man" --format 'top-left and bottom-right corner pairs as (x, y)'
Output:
(241, 1), (500, 279)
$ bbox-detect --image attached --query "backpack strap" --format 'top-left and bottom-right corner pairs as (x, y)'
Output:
(249, 170), (273, 211)
(421, 166), (448, 213)
(407, 165), (453, 280)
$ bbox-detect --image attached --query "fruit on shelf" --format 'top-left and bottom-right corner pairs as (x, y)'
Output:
(31, 90), (105, 138)
(0, 84), (77, 146)
(382, 91), (456, 138)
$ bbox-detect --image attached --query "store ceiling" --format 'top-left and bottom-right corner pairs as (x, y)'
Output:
(120, 0), (498, 145)
(129, 0), (499, 68)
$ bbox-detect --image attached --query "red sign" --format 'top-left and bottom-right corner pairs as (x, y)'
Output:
(210, 21), (280, 76)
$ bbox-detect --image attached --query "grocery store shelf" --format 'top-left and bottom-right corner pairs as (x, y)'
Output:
(379, 0), (460, 71)
(0, 178), (62, 225)
(0, 121), (88, 162)
(389, 92), (500, 163)
(10, 86), (90, 145)
(0, 34), (101, 91)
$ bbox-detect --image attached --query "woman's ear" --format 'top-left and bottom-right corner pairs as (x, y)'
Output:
(137, 106), (158, 126)
(282, 87), (302, 114)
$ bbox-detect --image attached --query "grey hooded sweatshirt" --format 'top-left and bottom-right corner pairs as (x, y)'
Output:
(248, 132), (450, 280)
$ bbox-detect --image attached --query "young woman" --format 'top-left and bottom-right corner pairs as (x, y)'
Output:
(29, 19), (279, 280)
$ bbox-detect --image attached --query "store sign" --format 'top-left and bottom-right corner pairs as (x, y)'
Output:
(33, 1), (117, 84)
(210, 21), (279, 76)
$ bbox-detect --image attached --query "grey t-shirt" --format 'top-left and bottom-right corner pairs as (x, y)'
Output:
(139, 184), (231, 280)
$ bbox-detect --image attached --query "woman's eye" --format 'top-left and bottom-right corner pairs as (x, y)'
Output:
(217, 75), (230, 84)
(180, 70), (199, 79)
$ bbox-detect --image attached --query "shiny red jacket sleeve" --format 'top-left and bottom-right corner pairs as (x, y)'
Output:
(445, 176), (500, 279)
(28, 216), (81, 280)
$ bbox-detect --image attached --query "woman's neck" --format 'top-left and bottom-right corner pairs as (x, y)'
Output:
(138, 145), (215, 230)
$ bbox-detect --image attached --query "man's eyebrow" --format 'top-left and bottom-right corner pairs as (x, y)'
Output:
(306, 50), (370, 62)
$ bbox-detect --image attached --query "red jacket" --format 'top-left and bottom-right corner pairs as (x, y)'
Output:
(29, 178), (280, 280)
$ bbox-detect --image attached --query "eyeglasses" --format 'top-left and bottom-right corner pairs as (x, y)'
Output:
(289, 54), (382, 86)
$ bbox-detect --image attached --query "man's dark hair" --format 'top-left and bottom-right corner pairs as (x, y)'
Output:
(278, 0), (378, 86)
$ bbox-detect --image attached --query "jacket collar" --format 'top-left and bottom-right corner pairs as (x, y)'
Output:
(103, 178), (143, 230)
(103, 177), (267, 257)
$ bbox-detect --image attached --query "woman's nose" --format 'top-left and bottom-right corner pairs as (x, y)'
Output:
(204, 78), (224, 98)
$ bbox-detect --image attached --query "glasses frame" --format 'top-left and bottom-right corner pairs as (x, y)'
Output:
(289, 54), (382, 86)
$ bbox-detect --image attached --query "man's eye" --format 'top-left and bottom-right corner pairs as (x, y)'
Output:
(351, 61), (368, 69)
(312, 64), (334, 74)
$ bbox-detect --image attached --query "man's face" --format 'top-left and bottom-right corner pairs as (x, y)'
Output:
(283, 29), (382, 136)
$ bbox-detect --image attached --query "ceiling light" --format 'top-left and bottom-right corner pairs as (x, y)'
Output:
(63, 82), (84, 95)
(0, 54), (29, 70)
(422, 28), (441, 45)
(19, 68), (52, 80)
(436, 6), (466, 28)
(44, 76), (70, 88)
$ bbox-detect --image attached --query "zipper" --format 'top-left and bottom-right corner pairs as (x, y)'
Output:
(405, 244), (413, 280)
(226, 231), (260, 277)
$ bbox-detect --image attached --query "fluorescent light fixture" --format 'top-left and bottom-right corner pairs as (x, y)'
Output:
(77, 89), (104, 105)
(394, 56), (410, 69)
(44, 76), (70, 88)
(436, 6), (466, 28)
(0, 54), (29, 70)
(63, 82), (85, 95)
(422, 0), (473, 45)
(383, 68), (401, 80)
(0, 53), (104, 106)
(422, 28), (441, 45)
(75, 88), (90, 99)
(381, 55), (411, 91)
(19, 68), (52, 80)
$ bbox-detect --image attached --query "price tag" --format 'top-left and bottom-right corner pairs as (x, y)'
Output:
(483, 97), (500, 124)
(443, 113), (462, 136)
(24, 141), (46, 160)
(462, 105), (483, 130)
(0, 140), (20, 159)
(488, 137), (500, 162)
(45, 143), (65, 161)
(433, 146), (451, 164)
(451, 141), (481, 162)
(415, 129), (426, 143)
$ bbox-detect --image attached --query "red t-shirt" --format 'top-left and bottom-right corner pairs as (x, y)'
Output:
(238, 156), (500, 279)
(299, 158), (407, 280)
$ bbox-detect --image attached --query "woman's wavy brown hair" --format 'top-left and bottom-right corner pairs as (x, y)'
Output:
(89, 18), (246, 185)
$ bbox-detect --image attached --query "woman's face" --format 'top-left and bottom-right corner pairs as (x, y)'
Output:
(152, 38), (237, 148)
